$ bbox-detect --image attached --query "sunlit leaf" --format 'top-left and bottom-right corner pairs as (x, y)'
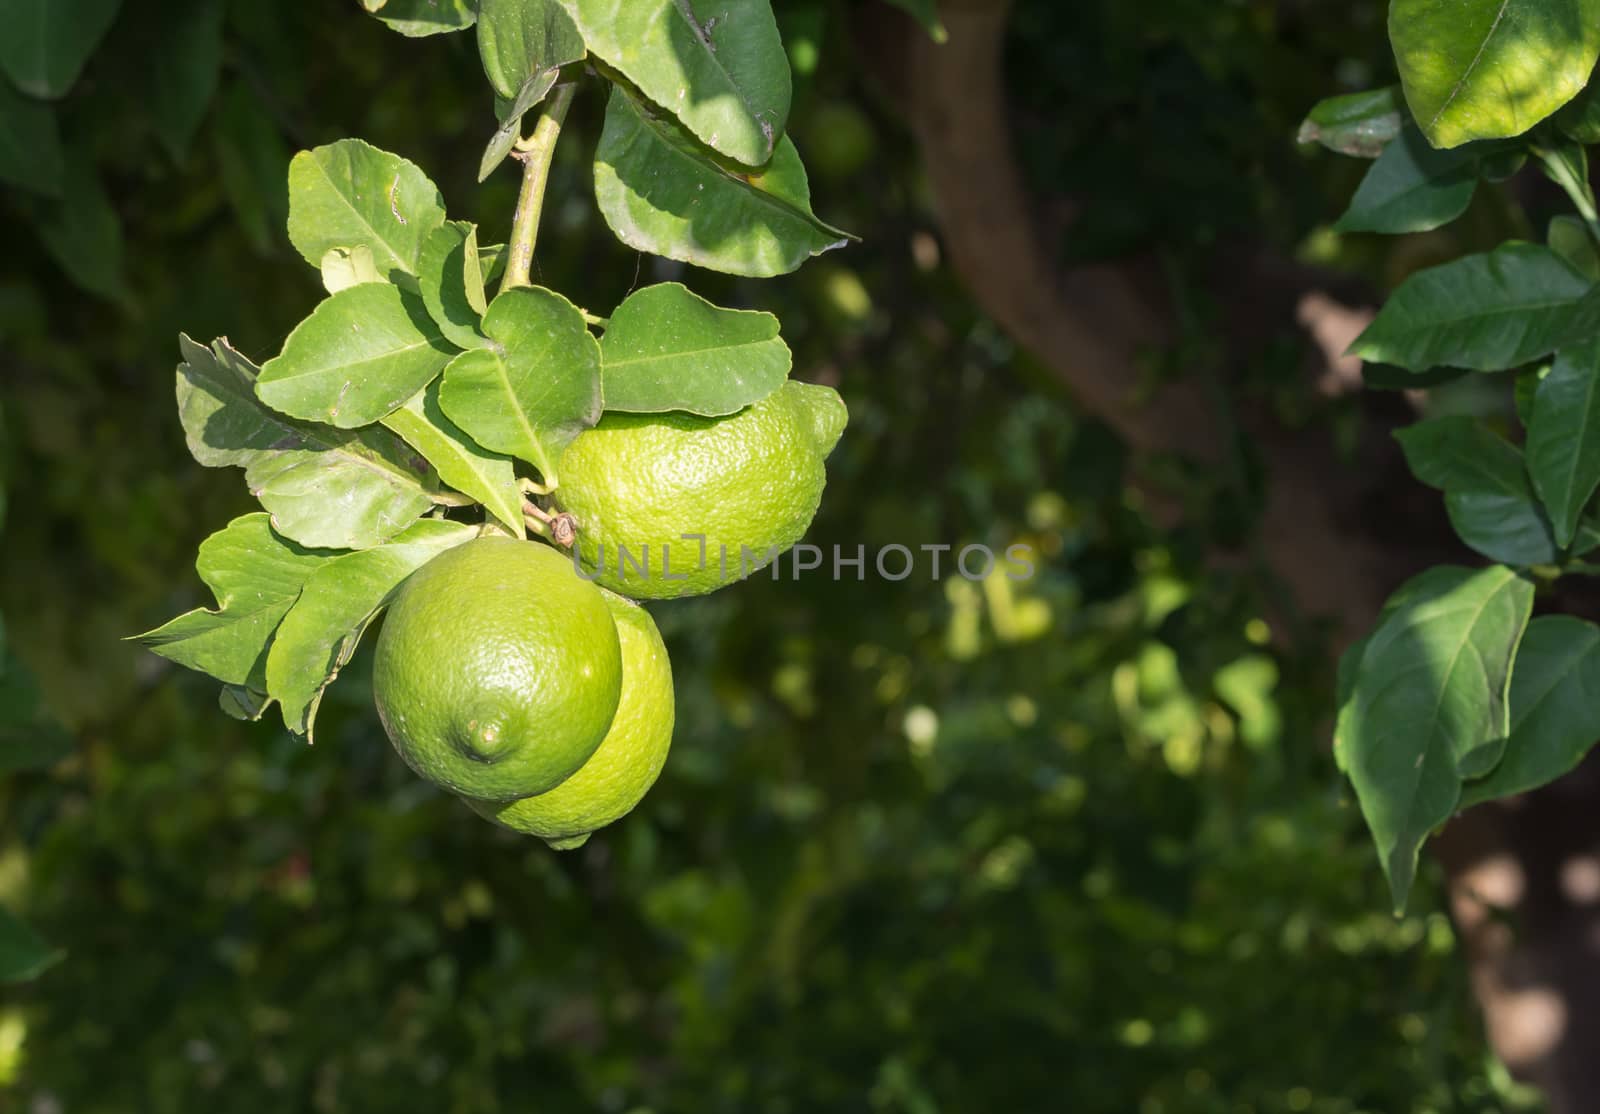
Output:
(287, 139), (446, 280)
(381, 380), (526, 536)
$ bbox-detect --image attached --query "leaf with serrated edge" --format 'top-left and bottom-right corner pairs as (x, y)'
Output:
(418, 221), (491, 349)
(1390, 0), (1600, 149)
(287, 139), (446, 280)
(1461, 616), (1600, 806)
(267, 519), (476, 739)
(134, 513), (331, 688)
(1349, 242), (1600, 372)
(601, 282), (790, 414)
(257, 284), (456, 429)
(177, 335), (438, 549)
(558, 0), (788, 165)
(1527, 339), (1600, 547)
(320, 245), (382, 294)
(1342, 565), (1533, 911)
(438, 286), (601, 485)
(594, 85), (852, 278)
(382, 381), (525, 536)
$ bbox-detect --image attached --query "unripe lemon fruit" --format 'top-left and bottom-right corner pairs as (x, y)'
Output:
(553, 381), (847, 598)
(462, 590), (674, 848)
(372, 537), (622, 801)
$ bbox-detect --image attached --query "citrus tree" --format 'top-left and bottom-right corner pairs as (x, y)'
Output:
(131, 0), (852, 846)
(1309, 0), (1600, 914)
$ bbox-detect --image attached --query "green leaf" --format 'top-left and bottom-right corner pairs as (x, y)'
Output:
(1341, 565), (1534, 911)
(1548, 215), (1600, 281)
(559, 0), (790, 166)
(140, 0), (224, 161)
(1460, 616), (1600, 807)
(287, 139), (447, 280)
(438, 286), (601, 485)
(257, 284), (457, 429)
(1514, 364), (1550, 426)
(0, 651), (72, 773)
(478, 69), (560, 182)
(1526, 339), (1600, 547)
(176, 335), (438, 549)
(381, 380), (526, 536)
(883, 0), (948, 43)
(365, 0), (476, 35)
(1395, 416), (1559, 565)
(0, 906), (61, 983)
(219, 684), (271, 722)
(319, 245), (383, 294)
(1333, 124), (1478, 234)
(1348, 242), (1600, 372)
(477, 0), (584, 100)
(212, 80), (290, 256)
(134, 513), (331, 688)
(0, 0), (122, 98)
(35, 156), (128, 303)
(1297, 86), (1406, 158)
(600, 282), (791, 415)
(1390, 0), (1600, 148)
(1557, 72), (1600, 143)
(266, 518), (476, 739)
(417, 221), (491, 349)
(0, 77), (63, 196)
(594, 85), (851, 277)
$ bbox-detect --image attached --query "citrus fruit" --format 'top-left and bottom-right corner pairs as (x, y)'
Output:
(553, 381), (847, 598)
(463, 590), (674, 847)
(372, 537), (622, 801)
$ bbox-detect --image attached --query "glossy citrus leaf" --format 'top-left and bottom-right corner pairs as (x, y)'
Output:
(594, 85), (852, 277)
(417, 220), (491, 349)
(600, 282), (791, 415)
(176, 335), (438, 549)
(1527, 339), (1600, 547)
(1460, 615), (1600, 807)
(286, 139), (446, 280)
(558, 0), (789, 166)
(1296, 86), (1406, 158)
(1390, 0), (1600, 148)
(437, 286), (601, 485)
(381, 380), (526, 537)
(266, 518), (476, 739)
(477, 0), (583, 100)
(319, 245), (383, 293)
(1333, 124), (1478, 233)
(1342, 564), (1533, 911)
(1349, 242), (1600, 371)
(257, 284), (456, 428)
(134, 513), (331, 689)
(478, 69), (561, 182)
(364, 0), (476, 36)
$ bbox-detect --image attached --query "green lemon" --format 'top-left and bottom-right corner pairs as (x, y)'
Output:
(554, 381), (847, 598)
(463, 590), (674, 848)
(372, 537), (622, 801)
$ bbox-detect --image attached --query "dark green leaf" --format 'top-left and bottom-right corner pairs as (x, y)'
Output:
(0, 77), (63, 196)
(477, 0), (583, 101)
(134, 513), (331, 688)
(1360, 363), (1469, 390)
(1341, 565), (1533, 911)
(286, 139), (447, 280)
(559, 0), (790, 166)
(417, 220), (491, 349)
(141, 0), (224, 160)
(1515, 363), (1551, 426)
(381, 380), (525, 536)
(438, 286), (601, 485)
(266, 518), (475, 739)
(35, 157), (128, 303)
(1557, 71), (1600, 143)
(1348, 242), (1600, 372)
(1479, 149), (1528, 182)
(1296, 86), (1406, 158)
(1333, 125), (1478, 234)
(0, 906), (61, 983)
(1549, 215), (1600, 280)
(219, 684), (271, 722)
(600, 282), (790, 415)
(176, 335), (438, 549)
(212, 81), (290, 256)
(1460, 615), (1600, 807)
(0, 651), (72, 773)
(594, 85), (852, 278)
(1527, 339), (1600, 546)
(1390, 0), (1600, 148)
(1443, 490), (1560, 566)
(0, 0), (122, 98)
(365, 0), (476, 36)
(257, 284), (456, 428)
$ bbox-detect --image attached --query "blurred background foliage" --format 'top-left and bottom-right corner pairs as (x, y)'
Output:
(0, 0), (1548, 1110)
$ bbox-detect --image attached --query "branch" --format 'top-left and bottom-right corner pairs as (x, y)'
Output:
(501, 82), (577, 296)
